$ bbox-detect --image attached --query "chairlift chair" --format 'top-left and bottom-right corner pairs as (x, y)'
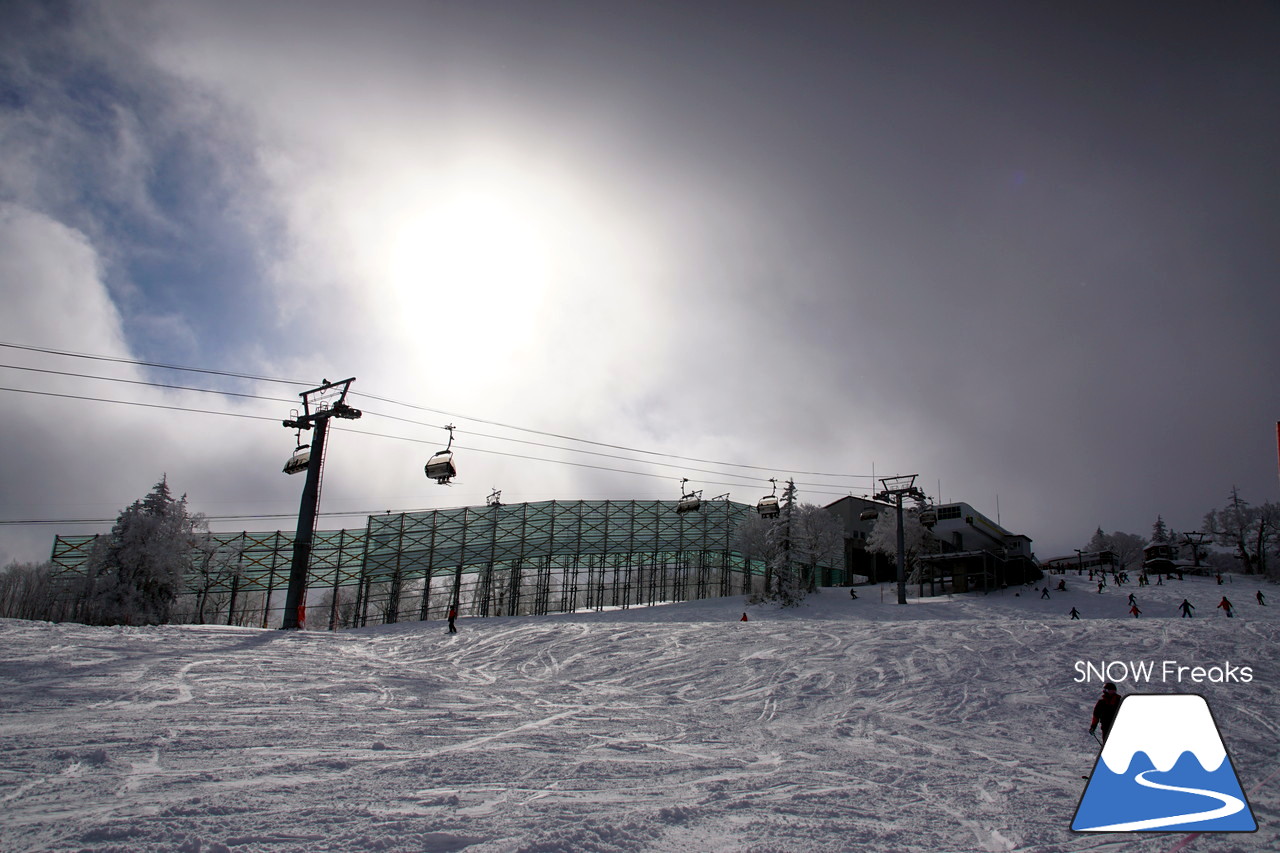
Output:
(677, 492), (702, 513)
(859, 508), (879, 521)
(425, 423), (458, 485)
(425, 450), (456, 485)
(757, 477), (780, 518)
(283, 444), (311, 475)
(919, 508), (938, 527)
(675, 477), (701, 513)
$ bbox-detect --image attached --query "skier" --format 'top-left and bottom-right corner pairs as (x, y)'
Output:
(1057, 579), (1067, 592)
(1041, 587), (1051, 600)
(1218, 597), (1234, 618)
(1097, 580), (1105, 593)
(1129, 604), (1142, 618)
(1216, 573), (1223, 585)
(447, 606), (458, 633)
(1127, 593), (1137, 606)
(849, 587), (858, 600)
(1179, 599), (1195, 618)
(1069, 607), (1081, 620)
(1156, 574), (1163, 586)
(1090, 682), (1123, 743)
(1257, 590), (1266, 606)
(740, 612), (749, 622)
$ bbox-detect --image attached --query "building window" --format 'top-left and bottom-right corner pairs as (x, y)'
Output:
(938, 505), (962, 521)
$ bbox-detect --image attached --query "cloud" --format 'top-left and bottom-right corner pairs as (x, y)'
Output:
(3, 1), (1279, 568)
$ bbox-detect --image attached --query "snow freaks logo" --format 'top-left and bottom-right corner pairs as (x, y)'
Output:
(1073, 660), (1254, 684)
(1072, 695), (1257, 833)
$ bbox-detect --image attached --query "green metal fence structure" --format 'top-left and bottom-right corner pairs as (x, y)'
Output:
(50, 499), (845, 629)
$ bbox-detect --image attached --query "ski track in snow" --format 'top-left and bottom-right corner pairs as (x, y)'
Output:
(0, 574), (1277, 852)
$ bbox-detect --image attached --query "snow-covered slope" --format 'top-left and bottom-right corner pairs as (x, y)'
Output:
(1, 573), (1277, 852)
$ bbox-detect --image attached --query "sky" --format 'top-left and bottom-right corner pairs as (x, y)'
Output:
(2, 0), (1279, 565)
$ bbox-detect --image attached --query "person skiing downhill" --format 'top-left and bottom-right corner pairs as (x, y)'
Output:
(447, 606), (458, 633)
(1218, 597), (1234, 618)
(1179, 599), (1195, 618)
(1129, 604), (1142, 618)
(1069, 607), (1081, 620)
(1127, 593), (1137, 606)
(1090, 682), (1122, 743)
(1258, 590), (1267, 606)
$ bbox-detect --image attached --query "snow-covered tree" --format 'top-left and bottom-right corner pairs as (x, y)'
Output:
(767, 480), (803, 607)
(0, 561), (61, 621)
(867, 504), (928, 570)
(1080, 528), (1143, 572)
(82, 477), (205, 626)
(1203, 488), (1278, 577)
(1150, 515), (1171, 544)
(734, 481), (839, 606)
(1085, 527), (1109, 554)
(1107, 532), (1146, 573)
(789, 504), (845, 592)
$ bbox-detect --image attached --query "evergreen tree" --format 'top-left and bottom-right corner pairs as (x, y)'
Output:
(736, 480), (832, 607)
(82, 477), (204, 625)
(1150, 515), (1171, 544)
(767, 480), (804, 607)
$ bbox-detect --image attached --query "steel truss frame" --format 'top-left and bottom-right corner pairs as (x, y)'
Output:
(50, 499), (844, 629)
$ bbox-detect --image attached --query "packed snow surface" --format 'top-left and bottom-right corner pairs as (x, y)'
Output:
(2, 573), (1278, 852)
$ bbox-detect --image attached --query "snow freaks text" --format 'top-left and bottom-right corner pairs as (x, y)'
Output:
(1074, 661), (1254, 685)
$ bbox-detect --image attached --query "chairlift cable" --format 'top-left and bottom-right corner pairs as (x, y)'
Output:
(0, 340), (881, 481)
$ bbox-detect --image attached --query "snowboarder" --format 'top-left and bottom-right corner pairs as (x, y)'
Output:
(1257, 590), (1266, 606)
(1090, 682), (1123, 743)
(849, 587), (858, 600)
(1179, 599), (1195, 618)
(1041, 587), (1050, 599)
(1218, 597), (1234, 618)
(1129, 604), (1142, 618)
(1069, 607), (1081, 620)
(447, 606), (458, 633)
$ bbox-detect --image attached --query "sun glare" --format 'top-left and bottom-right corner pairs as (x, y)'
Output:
(382, 173), (556, 359)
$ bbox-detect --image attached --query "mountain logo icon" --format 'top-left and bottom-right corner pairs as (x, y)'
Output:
(1073, 694), (1257, 833)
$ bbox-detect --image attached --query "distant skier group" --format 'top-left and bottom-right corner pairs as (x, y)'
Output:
(1054, 572), (1269, 621)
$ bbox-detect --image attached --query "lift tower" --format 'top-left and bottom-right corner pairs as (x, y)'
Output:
(280, 378), (361, 629)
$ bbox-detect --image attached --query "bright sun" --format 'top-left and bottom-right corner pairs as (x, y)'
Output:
(381, 171), (556, 356)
